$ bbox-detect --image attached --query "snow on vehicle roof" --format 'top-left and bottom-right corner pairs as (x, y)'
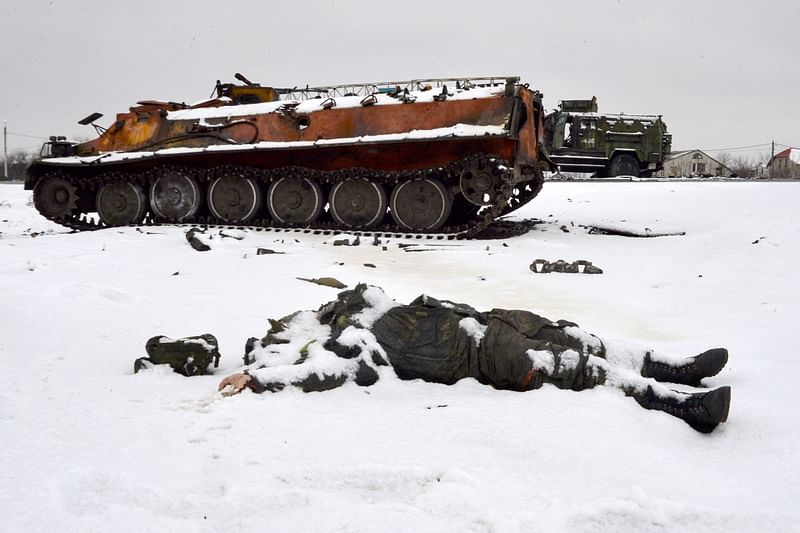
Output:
(166, 85), (506, 122)
(565, 112), (661, 123)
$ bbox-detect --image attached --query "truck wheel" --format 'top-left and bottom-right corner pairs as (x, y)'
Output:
(608, 154), (640, 178)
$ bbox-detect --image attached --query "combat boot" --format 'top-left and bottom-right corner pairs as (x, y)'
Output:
(637, 385), (731, 433)
(642, 348), (728, 386)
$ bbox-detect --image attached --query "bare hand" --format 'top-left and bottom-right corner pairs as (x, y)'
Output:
(218, 373), (253, 396)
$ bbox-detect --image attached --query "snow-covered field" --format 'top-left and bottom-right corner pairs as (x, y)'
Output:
(1, 181), (798, 532)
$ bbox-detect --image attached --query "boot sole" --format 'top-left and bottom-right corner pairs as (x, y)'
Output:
(703, 386), (731, 423)
(695, 348), (729, 378)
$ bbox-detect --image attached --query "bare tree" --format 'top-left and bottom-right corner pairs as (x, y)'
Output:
(730, 155), (758, 178)
(1, 150), (34, 181)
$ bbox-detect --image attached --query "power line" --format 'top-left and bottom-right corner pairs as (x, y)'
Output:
(7, 130), (48, 140)
(699, 142), (773, 153)
(774, 142), (798, 150)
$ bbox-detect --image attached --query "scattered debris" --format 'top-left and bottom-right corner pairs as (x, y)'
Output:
(296, 277), (347, 289)
(364, 263), (376, 268)
(256, 248), (285, 255)
(220, 229), (246, 240)
(136, 227), (165, 235)
(399, 243), (461, 253)
(185, 228), (211, 252)
(471, 218), (542, 239)
(333, 236), (361, 246)
(530, 259), (603, 274)
(172, 271), (180, 276)
(586, 225), (685, 238)
(751, 236), (766, 244)
(560, 225), (570, 233)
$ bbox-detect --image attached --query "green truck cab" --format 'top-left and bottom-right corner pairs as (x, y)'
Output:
(544, 97), (672, 177)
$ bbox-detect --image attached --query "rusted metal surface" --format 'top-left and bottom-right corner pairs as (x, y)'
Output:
(79, 95), (516, 155)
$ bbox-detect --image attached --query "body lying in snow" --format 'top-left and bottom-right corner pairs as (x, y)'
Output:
(219, 284), (731, 433)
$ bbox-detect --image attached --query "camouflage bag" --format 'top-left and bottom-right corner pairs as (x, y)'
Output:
(134, 334), (221, 376)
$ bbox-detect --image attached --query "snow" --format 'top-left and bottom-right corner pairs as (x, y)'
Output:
(2, 180), (800, 531)
(351, 285), (399, 328)
(458, 317), (487, 347)
(526, 349), (557, 374)
(166, 85), (505, 122)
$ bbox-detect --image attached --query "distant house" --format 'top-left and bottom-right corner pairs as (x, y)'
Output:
(753, 162), (770, 179)
(768, 148), (800, 179)
(656, 149), (732, 178)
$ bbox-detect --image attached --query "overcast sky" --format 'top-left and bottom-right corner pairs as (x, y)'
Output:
(1, 0), (797, 160)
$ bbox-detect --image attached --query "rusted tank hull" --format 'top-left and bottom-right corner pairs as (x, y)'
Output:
(79, 92), (517, 155)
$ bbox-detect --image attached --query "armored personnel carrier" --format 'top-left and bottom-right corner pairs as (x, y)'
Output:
(26, 75), (551, 237)
(544, 97), (671, 177)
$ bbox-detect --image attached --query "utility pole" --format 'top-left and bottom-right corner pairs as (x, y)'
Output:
(3, 120), (7, 180)
(771, 140), (775, 160)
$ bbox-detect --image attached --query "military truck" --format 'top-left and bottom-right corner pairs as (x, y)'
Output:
(544, 97), (671, 177)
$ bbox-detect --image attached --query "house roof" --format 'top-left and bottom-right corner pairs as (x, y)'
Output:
(666, 149), (732, 171)
(772, 148), (800, 165)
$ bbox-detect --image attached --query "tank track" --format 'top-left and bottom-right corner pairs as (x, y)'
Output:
(32, 153), (543, 240)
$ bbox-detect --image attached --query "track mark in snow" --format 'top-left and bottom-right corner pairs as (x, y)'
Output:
(0, 395), (16, 420)
(58, 468), (197, 518)
(60, 282), (136, 304)
(272, 464), (473, 503)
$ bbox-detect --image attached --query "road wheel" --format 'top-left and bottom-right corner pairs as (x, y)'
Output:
(329, 178), (387, 228)
(608, 154), (641, 178)
(267, 177), (323, 225)
(390, 178), (452, 231)
(96, 182), (146, 226)
(33, 174), (79, 219)
(150, 170), (201, 221)
(459, 159), (503, 206)
(208, 174), (261, 223)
